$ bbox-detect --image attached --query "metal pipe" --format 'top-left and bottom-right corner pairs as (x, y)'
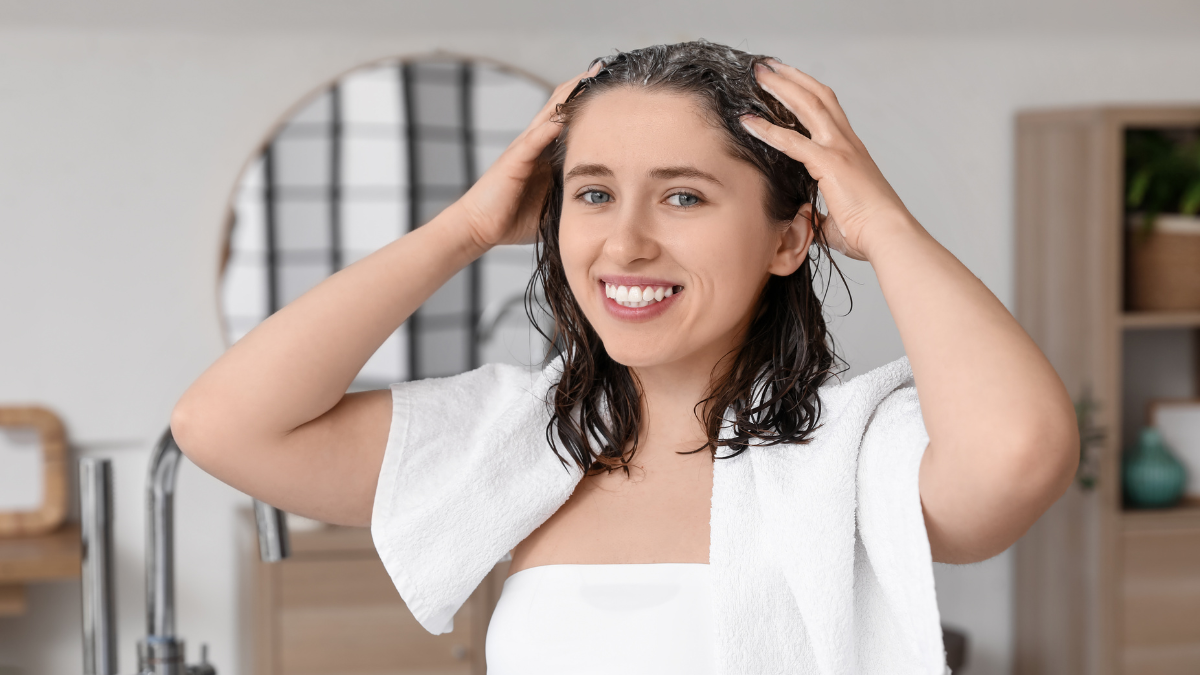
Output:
(146, 428), (183, 639)
(253, 499), (290, 562)
(80, 458), (118, 675)
(137, 426), (290, 673)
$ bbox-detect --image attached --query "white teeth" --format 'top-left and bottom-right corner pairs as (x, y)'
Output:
(604, 283), (680, 308)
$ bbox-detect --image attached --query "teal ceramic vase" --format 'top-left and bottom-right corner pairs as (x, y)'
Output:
(1123, 427), (1187, 509)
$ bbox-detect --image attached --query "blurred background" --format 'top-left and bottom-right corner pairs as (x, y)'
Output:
(2, 1), (1200, 674)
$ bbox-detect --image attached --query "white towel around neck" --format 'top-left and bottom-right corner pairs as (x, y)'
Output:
(371, 356), (947, 674)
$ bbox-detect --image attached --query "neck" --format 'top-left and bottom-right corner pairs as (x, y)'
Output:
(630, 333), (741, 458)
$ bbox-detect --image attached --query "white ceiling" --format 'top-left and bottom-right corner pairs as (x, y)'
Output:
(0, 0), (1196, 37)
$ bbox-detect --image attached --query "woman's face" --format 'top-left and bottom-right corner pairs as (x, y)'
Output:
(558, 87), (812, 372)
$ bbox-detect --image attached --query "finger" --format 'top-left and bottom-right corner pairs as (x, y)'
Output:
(819, 215), (867, 261)
(505, 62), (600, 168)
(753, 63), (840, 144)
(502, 117), (564, 168)
(524, 62), (603, 133)
(740, 114), (826, 177)
(815, 212), (849, 256)
(549, 62), (601, 104)
(509, 61), (603, 167)
(763, 59), (860, 146)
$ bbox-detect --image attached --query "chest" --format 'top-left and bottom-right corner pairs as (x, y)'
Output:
(508, 449), (714, 574)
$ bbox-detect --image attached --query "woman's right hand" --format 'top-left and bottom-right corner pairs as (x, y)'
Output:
(456, 62), (601, 250)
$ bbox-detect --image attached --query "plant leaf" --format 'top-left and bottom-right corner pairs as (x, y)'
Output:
(1127, 168), (1153, 208)
(1182, 180), (1200, 216)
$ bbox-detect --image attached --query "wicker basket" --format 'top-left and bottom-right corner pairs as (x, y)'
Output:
(1128, 214), (1200, 312)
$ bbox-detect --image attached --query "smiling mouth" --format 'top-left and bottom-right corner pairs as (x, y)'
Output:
(603, 282), (684, 308)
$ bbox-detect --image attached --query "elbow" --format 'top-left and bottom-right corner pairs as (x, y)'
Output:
(926, 402), (1080, 564)
(1014, 402), (1080, 505)
(998, 398), (1084, 526)
(170, 392), (216, 469)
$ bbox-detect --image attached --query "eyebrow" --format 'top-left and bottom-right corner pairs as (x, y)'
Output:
(563, 162), (724, 187)
(648, 165), (724, 186)
(564, 163), (614, 181)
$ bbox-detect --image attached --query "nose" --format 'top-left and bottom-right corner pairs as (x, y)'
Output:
(602, 201), (660, 266)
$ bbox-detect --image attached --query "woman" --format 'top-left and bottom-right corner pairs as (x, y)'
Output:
(172, 41), (1078, 672)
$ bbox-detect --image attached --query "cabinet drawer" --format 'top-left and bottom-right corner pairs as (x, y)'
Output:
(1122, 528), (1200, 675)
(280, 557), (399, 608)
(277, 557), (474, 674)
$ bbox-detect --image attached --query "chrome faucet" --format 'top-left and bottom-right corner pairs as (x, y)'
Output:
(80, 428), (291, 675)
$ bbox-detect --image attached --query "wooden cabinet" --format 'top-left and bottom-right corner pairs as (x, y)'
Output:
(0, 524), (79, 616)
(1015, 106), (1200, 675)
(238, 512), (509, 675)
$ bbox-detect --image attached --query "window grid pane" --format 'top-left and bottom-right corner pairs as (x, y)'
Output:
(223, 58), (548, 385)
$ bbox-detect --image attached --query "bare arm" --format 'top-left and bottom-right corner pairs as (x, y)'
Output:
(171, 68), (596, 527)
(744, 60), (1078, 563)
(172, 214), (482, 526)
(866, 221), (1078, 563)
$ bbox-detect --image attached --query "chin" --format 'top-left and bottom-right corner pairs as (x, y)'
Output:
(596, 334), (680, 369)
(602, 351), (653, 368)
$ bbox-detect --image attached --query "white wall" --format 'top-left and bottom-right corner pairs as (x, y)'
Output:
(2, 7), (1200, 673)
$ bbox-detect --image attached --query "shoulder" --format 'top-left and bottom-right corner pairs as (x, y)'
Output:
(389, 360), (558, 416)
(813, 355), (918, 433)
(376, 357), (574, 515)
(390, 361), (547, 398)
(382, 360), (563, 466)
(818, 355), (914, 402)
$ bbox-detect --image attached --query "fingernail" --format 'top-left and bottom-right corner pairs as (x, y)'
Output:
(740, 115), (765, 140)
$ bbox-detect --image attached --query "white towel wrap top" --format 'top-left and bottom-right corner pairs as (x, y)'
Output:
(485, 563), (715, 674)
(371, 355), (948, 673)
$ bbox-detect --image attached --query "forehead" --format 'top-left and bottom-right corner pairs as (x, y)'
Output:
(563, 88), (735, 171)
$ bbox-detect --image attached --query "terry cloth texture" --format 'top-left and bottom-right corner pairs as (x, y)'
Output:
(371, 356), (947, 674)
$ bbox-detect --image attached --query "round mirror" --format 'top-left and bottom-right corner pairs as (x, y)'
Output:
(220, 55), (552, 388)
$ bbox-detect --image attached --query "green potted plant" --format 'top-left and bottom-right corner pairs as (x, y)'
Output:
(1124, 129), (1200, 312)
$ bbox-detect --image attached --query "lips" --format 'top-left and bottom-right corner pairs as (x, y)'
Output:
(596, 276), (684, 320)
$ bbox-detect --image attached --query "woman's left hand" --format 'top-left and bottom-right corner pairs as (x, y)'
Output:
(743, 61), (1080, 565)
(740, 60), (915, 262)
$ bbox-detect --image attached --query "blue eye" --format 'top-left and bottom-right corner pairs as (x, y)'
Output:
(582, 190), (612, 204)
(667, 192), (701, 207)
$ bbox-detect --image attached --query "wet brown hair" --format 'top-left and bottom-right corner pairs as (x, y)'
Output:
(526, 40), (847, 474)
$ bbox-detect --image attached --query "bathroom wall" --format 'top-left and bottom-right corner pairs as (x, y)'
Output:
(2, 4), (1200, 673)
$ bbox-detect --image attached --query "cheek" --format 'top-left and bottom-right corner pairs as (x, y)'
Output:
(671, 219), (778, 300)
(556, 215), (601, 296)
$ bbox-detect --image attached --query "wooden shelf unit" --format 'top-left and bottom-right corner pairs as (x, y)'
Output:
(1120, 312), (1200, 330)
(0, 524), (82, 616)
(1121, 503), (1200, 533)
(1015, 106), (1200, 675)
